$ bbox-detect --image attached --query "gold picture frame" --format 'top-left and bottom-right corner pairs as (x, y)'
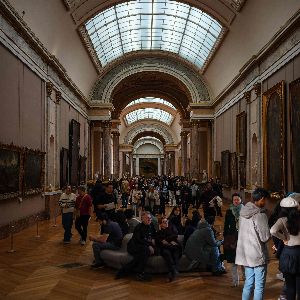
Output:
(262, 81), (285, 192)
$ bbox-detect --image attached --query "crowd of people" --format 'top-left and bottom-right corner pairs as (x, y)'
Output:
(58, 175), (300, 300)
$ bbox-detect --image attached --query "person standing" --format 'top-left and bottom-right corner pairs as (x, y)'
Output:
(58, 185), (76, 243)
(270, 196), (300, 300)
(75, 186), (93, 245)
(235, 188), (271, 300)
(223, 193), (244, 287)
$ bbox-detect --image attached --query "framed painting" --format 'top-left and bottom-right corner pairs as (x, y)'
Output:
(0, 143), (22, 200)
(230, 152), (238, 189)
(221, 150), (231, 187)
(60, 148), (69, 189)
(289, 78), (300, 192)
(213, 161), (221, 179)
(236, 112), (247, 157)
(69, 119), (80, 186)
(262, 81), (285, 192)
(79, 155), (87, 185)
(239, 158), (246, 189)
(23, 149), (45, 195)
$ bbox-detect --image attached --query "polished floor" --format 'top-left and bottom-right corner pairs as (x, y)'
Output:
(0, 204), (283, 300)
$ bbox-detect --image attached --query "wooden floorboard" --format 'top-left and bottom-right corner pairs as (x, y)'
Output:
(0, 204), (282, 299)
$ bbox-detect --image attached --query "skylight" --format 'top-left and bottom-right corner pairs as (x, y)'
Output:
(85, 0), (224, 68)
(125, 97), (176, 109)
(125, 108), (174, 125)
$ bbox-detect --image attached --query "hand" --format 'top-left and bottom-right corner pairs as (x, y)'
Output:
(283, 240), (289, 245)
(151, 239), (155, 246)
(162, 240), (169, 246)
(89, 235), (94, 241)
(272, 245), (277, 251)
(149, 246), (155, 255)
(170, 241), (177, 246)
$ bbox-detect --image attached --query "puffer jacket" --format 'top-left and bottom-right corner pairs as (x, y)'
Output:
(235, 202), (271, 267)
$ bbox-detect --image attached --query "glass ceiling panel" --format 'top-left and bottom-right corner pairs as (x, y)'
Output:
(85, 0), (223, 68)
(125, 97), (176, 109)
(125, 108), (174, 125)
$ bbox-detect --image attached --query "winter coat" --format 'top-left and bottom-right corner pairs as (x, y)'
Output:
(235, 202), (271, 267)
(223, 209), (238, 263)
(184, 221), (222, 264)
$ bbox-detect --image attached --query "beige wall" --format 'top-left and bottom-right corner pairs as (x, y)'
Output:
(205, 0), (300, 97)
(8, 0), (98, 97)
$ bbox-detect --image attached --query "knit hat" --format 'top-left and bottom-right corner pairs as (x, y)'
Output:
(289, 193), (300, 204)
(280, 197), (299, 208)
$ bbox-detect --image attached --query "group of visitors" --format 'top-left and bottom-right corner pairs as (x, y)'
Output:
(58, 176), (300, 299)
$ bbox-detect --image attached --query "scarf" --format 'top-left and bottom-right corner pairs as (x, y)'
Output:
(229, 203), (243, 230)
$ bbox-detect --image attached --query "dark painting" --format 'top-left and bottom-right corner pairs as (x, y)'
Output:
(230, 152), (238, 189)
(239, 158), (246, 189)
(236, 112), (247, 157)
(69, 119), (80, 186)
(60, 148), (69, 189)
(24, 151), (43, 192)
(266, 93), (284, 191)
(290, 78), (300, 192)
(221, 150), (231, 187)
(213, 161), (221, 179)
(139, 158), (158, 178)
(0, 146), (20, 197)
(79, 155), (87, 184)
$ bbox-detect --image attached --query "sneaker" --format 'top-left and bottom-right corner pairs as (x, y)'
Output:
(80, 240), (86, 245)
(91, 263), (104, 269)
(278, 295), (287, 300)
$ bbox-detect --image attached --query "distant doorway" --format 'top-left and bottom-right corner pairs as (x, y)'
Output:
(139, 158), (158, 178)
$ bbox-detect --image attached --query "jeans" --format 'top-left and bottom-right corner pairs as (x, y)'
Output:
(242, 265), (267, 300)
(92, 242), (120, 264)
(211, 246), (223, 272)
(62, 212), (73, 242)
(122, 193), (128, 208)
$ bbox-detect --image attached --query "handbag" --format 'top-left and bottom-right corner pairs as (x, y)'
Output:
(223, 233), (238, 250)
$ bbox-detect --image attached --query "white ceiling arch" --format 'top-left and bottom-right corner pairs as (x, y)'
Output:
(133, 137), (164, 154)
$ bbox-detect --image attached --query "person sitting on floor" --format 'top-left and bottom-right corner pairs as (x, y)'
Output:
(184, 218), (225, 276)
(90, 212), (123, 268)
(115, 211), (156, 281)
(156, 217), (182, 282)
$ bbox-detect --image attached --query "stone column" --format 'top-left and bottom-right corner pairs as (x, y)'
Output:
(158, 157), (161, 176)
(102, 121), (112, 179)
(112, 131), (120, 179)
(190, 121), (200, 179)
(136, 156), (140, 175)
(207, 121), (213, 178)
(180, 131), (188, 177)
(170, 151), (175, 176)
(129, 152), (133, 177)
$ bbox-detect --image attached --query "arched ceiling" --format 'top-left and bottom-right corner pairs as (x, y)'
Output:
(110, 71), (191, 119)
(133, 137), (164, 154)
(64, 0), (244, 28)
(131, 131), (167, 145)
(123, 121), (175, 144)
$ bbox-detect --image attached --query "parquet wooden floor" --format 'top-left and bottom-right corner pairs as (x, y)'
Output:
(0, 205), (282, 300)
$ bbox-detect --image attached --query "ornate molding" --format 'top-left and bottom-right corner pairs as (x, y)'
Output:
(55, 91), (62, 104)
(46, 82), (53, 97)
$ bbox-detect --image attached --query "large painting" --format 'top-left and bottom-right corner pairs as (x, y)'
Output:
(221, 150), (231, 187)
(236, 112), (247, 157)
(60, 148), (69, 189)
(230, 152), (238, 189)
(239, 158), (246, 189)
(0, 144), (22, 199)
(139, 158), (158, 178)
(290, 78), (300, 192)
(79, 155), (87, 184)
(262, 81), (285, 192)
(69, 119), (80, 186)
(24, 149), (45, 195)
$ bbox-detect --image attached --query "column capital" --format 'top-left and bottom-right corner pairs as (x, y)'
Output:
(101, 120), (112, 128)
(244, 91), (251, 104)
(254, 82), (262, 97)
(111, 131), (120, 137)
(46, 82), (53, 97)
(55, 91), (61, 104)
(180, 131), (189, 137)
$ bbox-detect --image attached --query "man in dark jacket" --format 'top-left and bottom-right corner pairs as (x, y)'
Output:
(115, 211), (156, 281)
